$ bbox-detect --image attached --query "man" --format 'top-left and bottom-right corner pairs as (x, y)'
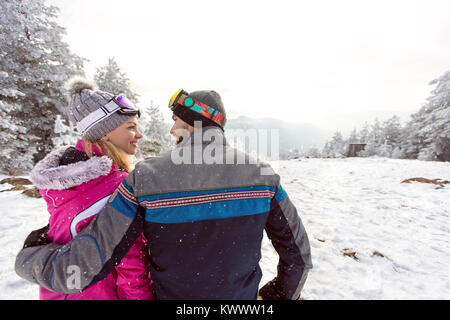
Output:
(15, 89), (312, 300)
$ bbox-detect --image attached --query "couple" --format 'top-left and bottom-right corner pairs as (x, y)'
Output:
(15, 78), (313, 300)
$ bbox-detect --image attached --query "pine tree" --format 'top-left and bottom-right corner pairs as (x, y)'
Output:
(402, 69), (450, 161)
(366, 115), (403, 158)
(0, 0), (85, 173)
(360, 118), (384, 156)
(371, 118), (384, 145)
(322, 131), (346, 158)
(0, 101), (39, 174)
(321, 141), (332, 158)
(382, 115), (403, 147)
(418, 70), (450, 161)
(304, 146), (321, 158)
(136, 101), (172, 160)
(347, 128), (359, 144)
(358, 122), (371, 144)
(52, 114), (77, 148)
(94, 57), (139, 103)
(400, 111), (424, 159)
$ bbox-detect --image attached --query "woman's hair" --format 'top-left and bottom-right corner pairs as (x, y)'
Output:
(83, 139), (132, 173)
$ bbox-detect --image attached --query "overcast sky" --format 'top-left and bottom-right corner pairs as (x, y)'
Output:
(48, 0), (450, 133)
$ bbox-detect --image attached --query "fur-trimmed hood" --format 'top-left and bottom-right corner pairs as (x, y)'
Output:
(30, 146), (113, 190)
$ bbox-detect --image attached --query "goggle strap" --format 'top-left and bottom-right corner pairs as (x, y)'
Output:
(76, 100), (120, 135)
(176, 95), (226, 128)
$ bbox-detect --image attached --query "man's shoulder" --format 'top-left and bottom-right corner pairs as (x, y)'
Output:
(132, 147), (281, 188)
(135, 150), (173, 168)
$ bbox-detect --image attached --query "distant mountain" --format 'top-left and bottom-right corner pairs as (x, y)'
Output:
(225, 116), (332, 159)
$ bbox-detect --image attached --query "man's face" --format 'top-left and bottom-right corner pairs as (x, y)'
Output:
(170, 114), (194, 145)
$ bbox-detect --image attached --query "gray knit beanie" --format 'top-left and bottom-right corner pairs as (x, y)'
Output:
(65, 77), (133, 141)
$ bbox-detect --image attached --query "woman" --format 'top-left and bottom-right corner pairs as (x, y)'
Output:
(30, 78), (152, 300)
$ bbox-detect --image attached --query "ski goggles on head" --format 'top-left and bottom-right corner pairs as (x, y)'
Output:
(109, 95), (141, 117)
(76, 94), (140, 135)
(168, 89), (188, 110)
(168, 88), (226, 128)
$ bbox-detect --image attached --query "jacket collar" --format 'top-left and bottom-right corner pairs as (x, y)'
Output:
(30, 144), (113, 190)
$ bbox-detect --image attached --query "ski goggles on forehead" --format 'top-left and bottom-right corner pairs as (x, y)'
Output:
(76, 94), (140, 135)
(168, 89), (188, 110)
(168, 88), (226, 128)
(110, 95), (141, 116)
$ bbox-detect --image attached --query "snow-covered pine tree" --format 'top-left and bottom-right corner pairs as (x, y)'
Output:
(304, 146), (321, 158)
(347, 128), (360, 144)
(371, 118), (384, 145)
(0, 0), (85, 173)
(357, 122), (371, 144)
(52, 114), (77, 148)
(417, 70), (450, 161)
(391, 146), (405, 159)
(321, 141), (332, 158)
(322, 131), (346, 158)
(382, 115), (403, 147)
(135, 101), (172, 161)
(0, 101), (39, 175)
(401, 69), (450, 161)
(94, 57), (139, 103)
(368, 115), (404, 158)
(360, 118), (384, 156)
(400, 110), (426, 159)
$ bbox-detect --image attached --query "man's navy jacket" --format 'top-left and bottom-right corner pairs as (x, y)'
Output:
(15, 127), (312, 300)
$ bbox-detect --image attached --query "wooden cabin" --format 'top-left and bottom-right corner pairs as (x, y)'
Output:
(347, 144), (366, 157)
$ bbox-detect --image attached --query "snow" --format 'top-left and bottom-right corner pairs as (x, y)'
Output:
(0, 179), (48, 300)
(1, 158), (449, 300)
(261, 157), (450, 299)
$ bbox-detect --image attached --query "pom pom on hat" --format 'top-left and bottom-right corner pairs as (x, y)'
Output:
(65, 76), (97, 98)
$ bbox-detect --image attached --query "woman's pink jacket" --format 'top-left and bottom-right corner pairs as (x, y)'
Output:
(30, 140), (153, 300)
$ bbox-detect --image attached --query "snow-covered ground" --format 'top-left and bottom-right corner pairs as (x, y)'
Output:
(1, 157), (449, 299)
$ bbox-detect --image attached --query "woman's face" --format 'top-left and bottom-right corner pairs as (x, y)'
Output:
(103, 116), (143, 155)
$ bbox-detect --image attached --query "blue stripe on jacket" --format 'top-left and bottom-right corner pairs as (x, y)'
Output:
(144, 197), (272, 223)
(141, 185), (276, 224)
(109, 182), (138, 219)
(275, 185), (288, 203)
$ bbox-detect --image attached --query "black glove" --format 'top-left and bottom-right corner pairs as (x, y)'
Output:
(23, 224), (52, 249)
